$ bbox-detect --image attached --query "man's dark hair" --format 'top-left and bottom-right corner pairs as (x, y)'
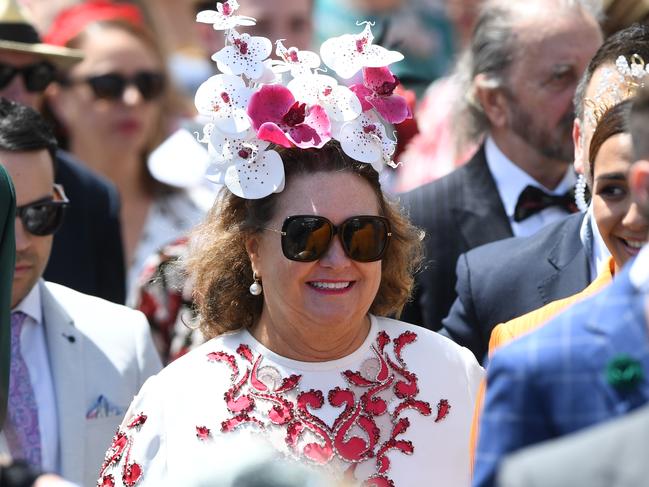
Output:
(0, 97), (58, 172)
(631, 86), (649, 161)
(575, 23), (649, 120)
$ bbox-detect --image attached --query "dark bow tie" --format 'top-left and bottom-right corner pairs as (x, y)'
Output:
(514, 185), (578, 222)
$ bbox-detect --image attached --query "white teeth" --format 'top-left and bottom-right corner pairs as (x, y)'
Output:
(310, 281), (351, 290)
(625, 240), (647, 249)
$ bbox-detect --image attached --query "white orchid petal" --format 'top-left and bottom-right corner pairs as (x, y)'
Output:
(250, 59), (279, 83)
(194, 74), (253, 135)
(212, 33), (271, 79)
(224, 149), (285, 199)
(340, 120), (382, 164)
(196, 10), (219, 23)
(321, 23), (404, 79)
(326, 85), (362, 122)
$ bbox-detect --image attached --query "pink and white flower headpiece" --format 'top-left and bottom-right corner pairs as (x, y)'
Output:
(195, 0), (411, 199)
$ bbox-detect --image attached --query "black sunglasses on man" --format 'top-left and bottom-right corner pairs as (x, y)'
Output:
(0, 61), (56, 92)
(16, 184), (70, 236)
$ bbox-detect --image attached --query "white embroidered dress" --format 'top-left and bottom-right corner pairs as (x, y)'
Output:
(98, 316), (483, 486)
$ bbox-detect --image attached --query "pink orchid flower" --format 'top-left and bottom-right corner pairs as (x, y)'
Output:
(350, 67), (411, 125)
(248, 85), (331, 149)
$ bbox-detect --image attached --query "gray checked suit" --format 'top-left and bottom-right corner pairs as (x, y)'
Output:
(497, 403), (649, 487)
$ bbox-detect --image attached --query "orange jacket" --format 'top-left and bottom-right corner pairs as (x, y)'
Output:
(469, 257), (616, 466)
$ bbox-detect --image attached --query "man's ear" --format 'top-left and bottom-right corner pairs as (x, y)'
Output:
(572, 118), (584, 175)
(474, 74), (509, 129)
(629, 160), (649, 219)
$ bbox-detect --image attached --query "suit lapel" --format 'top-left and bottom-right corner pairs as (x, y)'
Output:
(41, 282), (85, 481)
(538, 213), (590, 305)
(453, 146), (513, 249)
(583, 273), (649, 414)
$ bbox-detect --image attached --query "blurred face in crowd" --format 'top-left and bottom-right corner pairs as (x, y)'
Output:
(248, 171), (382, 335)
(502, 7), (602, 164)
(592, 133), (648, 268)
(195, 0), (313, 54)
(47, 24), (163, 157)
(2, 149), (56, 307)
(0, 50), (49, 110)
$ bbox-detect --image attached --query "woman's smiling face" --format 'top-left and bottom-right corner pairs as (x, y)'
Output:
(592, 133), (649, 268)
(248, 170), (383, 332)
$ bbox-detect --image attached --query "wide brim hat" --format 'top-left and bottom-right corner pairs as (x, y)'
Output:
(0, 0), (82, 67)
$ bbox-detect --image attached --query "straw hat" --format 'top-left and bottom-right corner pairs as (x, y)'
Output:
(0, 0), (82, 66)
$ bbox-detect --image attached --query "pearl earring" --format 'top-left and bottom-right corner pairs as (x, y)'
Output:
(249, 272), (262, 296)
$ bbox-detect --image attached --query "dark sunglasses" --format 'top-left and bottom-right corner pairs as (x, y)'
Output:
(16, 185), (70, 236)
(0, 61), (56, 92)
(268, 215), (392, 263)
(65, 71), (165, 101)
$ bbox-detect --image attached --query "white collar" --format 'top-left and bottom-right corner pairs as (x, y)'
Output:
(587, 206), (611, 277)
(629, 244), (649, 293)
(12, 279), (43, 325)
(484, 136), (577, 218)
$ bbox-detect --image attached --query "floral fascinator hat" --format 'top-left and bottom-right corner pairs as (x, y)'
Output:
(194, 0), (411, 199)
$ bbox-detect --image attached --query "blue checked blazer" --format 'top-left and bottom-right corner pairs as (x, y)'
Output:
(473, 265), (649, 487)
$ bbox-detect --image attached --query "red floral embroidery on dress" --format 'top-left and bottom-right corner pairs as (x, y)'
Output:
(207, 330), (449, 485)
(99, 475), (115, 487)
(196, 425), (211, 440)
(97, 412), (147, 487)
(435, 399), (451, 422)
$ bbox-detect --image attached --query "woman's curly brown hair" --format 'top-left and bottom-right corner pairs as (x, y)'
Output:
(186, 141), (424, 339)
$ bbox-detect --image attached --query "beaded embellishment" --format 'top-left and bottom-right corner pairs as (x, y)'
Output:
(206, 330), (450, 485)
(97, 413), (148, 487)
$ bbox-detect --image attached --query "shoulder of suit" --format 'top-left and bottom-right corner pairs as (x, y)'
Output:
(44, 281), (146, 325)
(55, 150), (118, 196)
(465, 212), (584, 265)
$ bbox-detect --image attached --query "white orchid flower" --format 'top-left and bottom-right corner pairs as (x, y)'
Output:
(288, 74), (362, 123)
(206, 128), (284, 199)
(194, 74), (253, 135)
(196, 0), (256, 31)
(272, 40), (321, 78)
(212, 29), (272, 80)
(320, 23), (404, 79)
(339, 111), (396, 171)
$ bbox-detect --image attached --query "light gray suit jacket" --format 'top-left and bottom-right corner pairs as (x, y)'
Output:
(1, 281), (162, 486)
(497, 404), (649, 487)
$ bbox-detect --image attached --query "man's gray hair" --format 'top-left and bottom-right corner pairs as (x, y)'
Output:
(631, 86), (649, 161)
(453, 0), (603, 145)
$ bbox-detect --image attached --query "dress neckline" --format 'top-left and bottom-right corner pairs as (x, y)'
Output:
(240, 315), (378, 372)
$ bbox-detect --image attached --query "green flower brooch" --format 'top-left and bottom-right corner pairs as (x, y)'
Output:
(606, 354), (645, 390)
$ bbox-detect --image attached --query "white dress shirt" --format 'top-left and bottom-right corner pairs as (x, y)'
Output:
(485, 137), (577, 237)
(579, 205), (612, 280)
(13, 281), (60, 473)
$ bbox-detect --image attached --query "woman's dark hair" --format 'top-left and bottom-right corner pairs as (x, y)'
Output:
(186, 141), (424, 338)
(0, 97), (58, 173)
(588, 99), (632, 181)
